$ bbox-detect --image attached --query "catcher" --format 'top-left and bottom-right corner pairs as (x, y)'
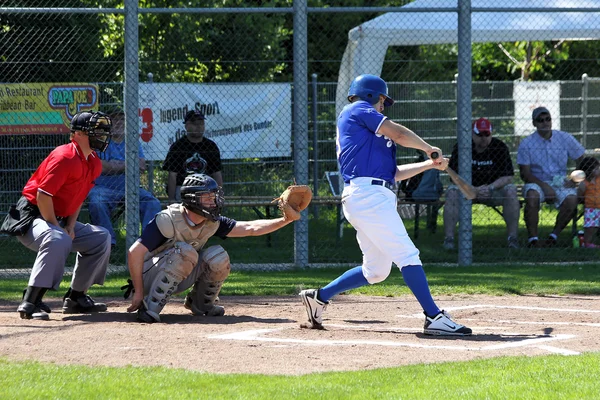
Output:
(126, 173), (312, 323)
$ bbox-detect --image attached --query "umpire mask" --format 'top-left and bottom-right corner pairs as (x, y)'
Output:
(70, 111), (113, 152)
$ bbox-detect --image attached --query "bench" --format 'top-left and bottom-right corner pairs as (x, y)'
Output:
(397, 182), (586, 241)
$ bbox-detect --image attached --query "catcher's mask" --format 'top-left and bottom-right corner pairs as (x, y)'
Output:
(181, 173), (224, 221)
(347, 74), (394, 107)
(70, 111), (113, 152)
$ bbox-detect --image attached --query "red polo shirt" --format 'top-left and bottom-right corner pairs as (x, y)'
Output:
(22, 140), (102, 217)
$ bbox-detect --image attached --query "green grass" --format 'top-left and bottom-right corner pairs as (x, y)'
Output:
(1, 354), (599, 399)
(1, 263), (599, 301)
(2, 265), (599, 398)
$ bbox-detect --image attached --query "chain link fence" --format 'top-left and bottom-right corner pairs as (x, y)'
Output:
(2, 1), (600, 278)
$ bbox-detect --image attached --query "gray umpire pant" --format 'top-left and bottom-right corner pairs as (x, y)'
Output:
(17, 218), (111, 291)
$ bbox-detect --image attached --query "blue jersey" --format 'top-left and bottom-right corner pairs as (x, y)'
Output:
(336, 101), (396, 184)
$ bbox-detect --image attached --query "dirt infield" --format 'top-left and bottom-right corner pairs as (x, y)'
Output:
(1, 294), (599, 375)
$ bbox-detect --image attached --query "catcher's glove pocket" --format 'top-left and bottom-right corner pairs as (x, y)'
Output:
(274, 184), (313, 221)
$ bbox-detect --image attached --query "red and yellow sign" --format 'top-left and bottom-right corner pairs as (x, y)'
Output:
(0, 83), (99, 135)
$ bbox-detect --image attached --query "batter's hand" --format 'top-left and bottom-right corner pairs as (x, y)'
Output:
(427, 147), (443, 165)
(431, 157), (449, 171)
(127, 292), (144, 313)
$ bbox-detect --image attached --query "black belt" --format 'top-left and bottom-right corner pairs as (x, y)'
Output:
(371, 179), (394, 190)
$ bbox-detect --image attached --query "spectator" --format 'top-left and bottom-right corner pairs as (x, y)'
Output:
(0, 111), (112, 320)
(517, 107), (585, 248)
(576, 156), (600, 248)
(87, 110), (162, 248)
(443, 118), (520, 249)
(162, 110), (223, 202)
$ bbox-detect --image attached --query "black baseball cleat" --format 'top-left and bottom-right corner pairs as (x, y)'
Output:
(62, 295), (107, 314)
(21, 288), (51, 314)
(17, 301), (49, 320)
(136, 304), (159, 323)
(18, 286), (50, 320)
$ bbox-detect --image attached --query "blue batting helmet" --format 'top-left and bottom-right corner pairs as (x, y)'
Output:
(347, 74), (394, 107)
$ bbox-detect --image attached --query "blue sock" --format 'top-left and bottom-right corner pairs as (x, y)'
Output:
(401, 264), (440, 317)
(318, 266), (369, 302)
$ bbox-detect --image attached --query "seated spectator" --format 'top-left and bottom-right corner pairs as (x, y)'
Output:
(443, 118), (520, 249)
(517, 107), (585, 248)
(162, 110), (223, 203)
(87, 110), (162, 248)
(576, 157), (600, 248)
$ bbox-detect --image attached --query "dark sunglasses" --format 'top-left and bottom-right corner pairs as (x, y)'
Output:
(535, 116), (552, 123)
(476, 131), (491, 137)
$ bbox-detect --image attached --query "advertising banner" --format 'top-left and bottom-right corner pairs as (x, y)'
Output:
(139, 82), (292, 160)
(0, 83), (99, 134)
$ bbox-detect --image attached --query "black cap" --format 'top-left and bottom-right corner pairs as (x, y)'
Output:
(184, 110), (205, 123)
(70, 111), (94, 132)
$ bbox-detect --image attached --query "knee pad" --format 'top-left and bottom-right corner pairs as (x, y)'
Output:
(201, 245), (230, 281)
(164, 242), (198, 279)
(184, 246), (230, 316)
(143, 242), (198, 322)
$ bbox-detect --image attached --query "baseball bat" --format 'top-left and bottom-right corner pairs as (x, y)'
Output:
(446, 166), (477, 200)
(430, 151), (477, 199)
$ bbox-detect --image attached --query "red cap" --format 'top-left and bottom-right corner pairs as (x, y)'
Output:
(472, 118), (492, 135)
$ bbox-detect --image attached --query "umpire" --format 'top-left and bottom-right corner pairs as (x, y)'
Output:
(1, 111), (113, 320)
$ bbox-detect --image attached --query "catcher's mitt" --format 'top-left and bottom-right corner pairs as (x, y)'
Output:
(273, 185), (313, 221)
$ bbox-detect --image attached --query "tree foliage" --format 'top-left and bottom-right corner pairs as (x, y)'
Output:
(2, 1), (600, 84)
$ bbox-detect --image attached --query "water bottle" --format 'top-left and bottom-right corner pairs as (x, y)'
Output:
(573, 235), (580, 248)
(578, 230), (585, 247)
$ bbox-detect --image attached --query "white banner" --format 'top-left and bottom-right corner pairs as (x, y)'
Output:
(513, 81), (561, 136)
(138, 83), (292, 160)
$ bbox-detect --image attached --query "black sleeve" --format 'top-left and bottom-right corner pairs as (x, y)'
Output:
(162, 141), (182, 173)
(497, 141), (515, 176)
(204, 140), (223, 174)
(138, 218), (169, 252)
(448, 143), (459, 172)
(214, 215), (237, 239)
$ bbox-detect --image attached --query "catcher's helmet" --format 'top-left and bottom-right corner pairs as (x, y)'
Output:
(181, 173), (224, 221)
(347, 74), (394, 107)
(70, 110), (113, 152)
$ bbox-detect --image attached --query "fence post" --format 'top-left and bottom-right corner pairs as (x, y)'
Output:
(293, 0), (309, 267)
(581, 73), (589, 148)
(124, 0), (141, 261)
(456, 0), (473, 266)
(312, 73), (319, 218)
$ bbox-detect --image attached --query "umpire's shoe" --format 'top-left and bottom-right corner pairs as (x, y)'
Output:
(424, 310), (472, 336)
(62, 289), (107, 314)
(300, 289), (328, 330)
(18, 286), (50, 320)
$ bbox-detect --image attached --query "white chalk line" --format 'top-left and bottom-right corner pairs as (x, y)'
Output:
(426, 304), (600, 314)
(208, 304), (597, 355)
(208, 327), (577, 353)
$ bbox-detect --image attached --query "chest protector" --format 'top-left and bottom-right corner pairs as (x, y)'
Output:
(145, 204), (219, 261)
